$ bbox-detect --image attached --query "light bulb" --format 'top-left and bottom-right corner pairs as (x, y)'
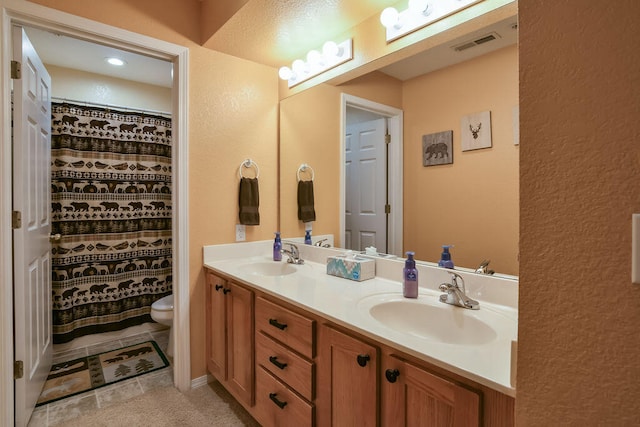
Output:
(292, 59), (309, 75)
(106, 57), (126, 66)
(408, 0), (431, 15)
(380, 7), (400, 29)
(278, 66), (293, 81)
(306, 50), (325, 67)
(322, 41), (339, 58)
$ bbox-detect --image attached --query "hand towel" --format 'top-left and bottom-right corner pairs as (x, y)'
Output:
(239, 177), (260, 225)
(297, 180), (316, 223)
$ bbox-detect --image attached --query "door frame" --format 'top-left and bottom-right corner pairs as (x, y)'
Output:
(340, 94), (403, 257)
(0, 1), (191, 424)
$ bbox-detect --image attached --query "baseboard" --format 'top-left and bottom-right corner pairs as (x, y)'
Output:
(190, 374), (214, 389)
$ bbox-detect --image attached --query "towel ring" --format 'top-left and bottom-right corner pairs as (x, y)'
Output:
(239, 158), (260, 179)
(297, 163), (314, 182)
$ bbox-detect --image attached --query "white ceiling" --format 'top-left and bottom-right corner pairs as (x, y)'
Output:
(24, 26), (173, 88)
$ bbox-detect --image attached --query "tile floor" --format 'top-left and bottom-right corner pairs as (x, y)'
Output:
(28, 323), (173, 427)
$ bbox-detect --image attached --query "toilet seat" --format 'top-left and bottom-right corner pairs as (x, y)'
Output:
(152, 294), (173, 311)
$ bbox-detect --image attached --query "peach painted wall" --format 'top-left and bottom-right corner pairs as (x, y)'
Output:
(403, 45), (519, 275)
(518, 2), (640, 425)
(29, 0), (279, 380)
(47, 65), (172, 112)
(279, 71), (402, 243)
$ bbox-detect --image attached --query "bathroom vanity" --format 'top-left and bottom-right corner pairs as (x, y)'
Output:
(203, 240), (517, 426)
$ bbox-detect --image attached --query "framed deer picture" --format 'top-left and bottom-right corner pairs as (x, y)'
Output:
(422, 130), (453, 167)
(461, 110), (492, 151)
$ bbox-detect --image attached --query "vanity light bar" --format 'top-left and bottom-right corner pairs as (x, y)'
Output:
(380, 0), (482, 43)
(279, 39), (353, 88)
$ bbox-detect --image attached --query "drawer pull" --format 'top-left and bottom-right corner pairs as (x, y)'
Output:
(269, 356), (288, 370)
(215, 284), (223, 291)
(269, 392), (288, 409)
(223, 288), (231, 294)
(357, 354), (371, 367)
(269, 318), (288, 330)
(385, 369), (400, 383)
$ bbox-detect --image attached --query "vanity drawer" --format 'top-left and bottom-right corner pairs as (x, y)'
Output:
(255, 297), (315, 358)
(256, 332), (314, 401)
(255, 366), (314, 427)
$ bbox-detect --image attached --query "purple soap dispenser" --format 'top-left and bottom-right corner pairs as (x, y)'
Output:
(403, 251), (419, 298)
(273, 232), (282, 261)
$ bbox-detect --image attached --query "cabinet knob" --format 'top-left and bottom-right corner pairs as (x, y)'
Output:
(269, 392), (288, 409)
(269, 356), (288, 370)
(385, 369), (400, 383)
(215, 284), (223, 291)
(357, 354), (371, 367)
(223, 288), (231, 294)
(268, 318), (288, 330)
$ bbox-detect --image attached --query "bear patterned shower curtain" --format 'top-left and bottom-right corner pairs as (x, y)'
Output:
(50, 102), (172, 344)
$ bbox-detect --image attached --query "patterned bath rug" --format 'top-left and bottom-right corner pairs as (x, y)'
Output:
(36, 340), (169, 406)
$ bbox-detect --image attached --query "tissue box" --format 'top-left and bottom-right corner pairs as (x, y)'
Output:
(326, 255), (375, 281)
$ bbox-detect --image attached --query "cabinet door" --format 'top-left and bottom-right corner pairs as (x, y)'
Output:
(206, 272), (227, 380)
(381, 355), (480, 427)
(317, 325), (378, 427)
(226, 281), (255, 406)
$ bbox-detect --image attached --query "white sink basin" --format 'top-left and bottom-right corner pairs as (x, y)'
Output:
(244, 262), (297, 277)
(357, 294), (501, 346)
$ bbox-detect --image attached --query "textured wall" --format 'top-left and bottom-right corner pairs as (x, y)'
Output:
(403, 45), (519, 275)
(518, 1), (640, 424)
(29, 0), (279, 380)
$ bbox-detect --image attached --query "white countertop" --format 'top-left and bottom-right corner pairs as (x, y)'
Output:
(203, 238), (517, 397)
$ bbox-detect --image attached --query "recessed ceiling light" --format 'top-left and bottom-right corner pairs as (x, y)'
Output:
(106, 57), (126, 66)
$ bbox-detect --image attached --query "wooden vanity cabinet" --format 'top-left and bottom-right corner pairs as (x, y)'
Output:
(205, 271), (254, 407)
(254, 296), (316, 427)
(381, 353), (480, 427)
(204, 267), (514, 426)
(316, 325), (379, 427)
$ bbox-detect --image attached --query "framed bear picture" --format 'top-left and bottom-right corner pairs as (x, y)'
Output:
(422, 130), (453, 167)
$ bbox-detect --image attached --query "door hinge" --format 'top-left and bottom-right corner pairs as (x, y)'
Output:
(385, 134), (391, 144)
(385, 204), (391, 214)
(14, 360), (23, 379)
(12, 211), (22, 229)
(11, 60), (21, 79)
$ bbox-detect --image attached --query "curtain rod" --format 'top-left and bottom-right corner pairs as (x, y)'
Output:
(51, 96), (171, 118)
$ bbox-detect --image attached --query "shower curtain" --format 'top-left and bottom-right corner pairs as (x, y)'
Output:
(50, 102), (172, 344)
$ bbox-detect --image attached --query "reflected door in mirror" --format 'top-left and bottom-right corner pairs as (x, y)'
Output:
(345, 118), (387, 252)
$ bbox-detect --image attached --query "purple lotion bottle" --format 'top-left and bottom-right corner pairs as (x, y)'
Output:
(403, 251), (419, 298)
(273, 232), (282, 261)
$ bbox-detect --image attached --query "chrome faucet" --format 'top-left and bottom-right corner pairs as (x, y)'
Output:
(281, 243), (304, 264)
(475, 259), (495, 275)
(313, 238), (331, 248)
(438, 272), (479, 310)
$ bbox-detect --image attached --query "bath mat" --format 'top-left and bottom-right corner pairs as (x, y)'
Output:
(36, 340), (169, 406)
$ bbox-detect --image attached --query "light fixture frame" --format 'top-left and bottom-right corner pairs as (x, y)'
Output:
(283, 39), (353, 88)
(383, 0), (482, 42)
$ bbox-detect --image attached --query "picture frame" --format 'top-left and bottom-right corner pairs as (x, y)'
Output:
(461, 110), (492, 151)
(422, 130), (453, 167)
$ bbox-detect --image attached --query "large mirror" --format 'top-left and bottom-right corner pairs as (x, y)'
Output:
(279, 14), (519, 277)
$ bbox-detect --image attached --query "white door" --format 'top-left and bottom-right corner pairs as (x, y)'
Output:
(12, 25), (53, 427)
(345, 118), (387, 252)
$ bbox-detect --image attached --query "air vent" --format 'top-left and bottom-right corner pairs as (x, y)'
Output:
(452, 32), (501, 52)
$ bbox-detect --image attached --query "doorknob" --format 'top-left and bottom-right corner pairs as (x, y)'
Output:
(49, 233), (62, 243)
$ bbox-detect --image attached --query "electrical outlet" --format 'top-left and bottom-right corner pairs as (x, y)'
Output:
(633, 214), (640, 284)
(236, 224), (246, 242)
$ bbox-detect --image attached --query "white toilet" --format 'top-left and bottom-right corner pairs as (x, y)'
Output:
(150, 294), (174, 357)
